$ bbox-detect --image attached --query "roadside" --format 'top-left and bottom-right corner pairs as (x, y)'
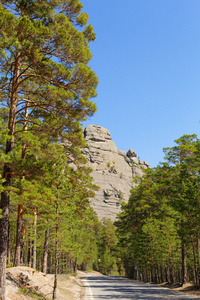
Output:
(6, 267), (200, 299)
(6, 267), (86, 300)
(158, 281), (200, 298)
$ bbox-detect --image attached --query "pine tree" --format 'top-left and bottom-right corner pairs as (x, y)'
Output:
(163, 135), (200, 285)
(0, 1), (98, 298)
(98, 218), (118, 275)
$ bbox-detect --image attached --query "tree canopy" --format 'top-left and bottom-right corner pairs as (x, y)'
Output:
(0, 1), (98, 299)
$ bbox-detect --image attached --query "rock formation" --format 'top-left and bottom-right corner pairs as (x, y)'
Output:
(82, 125), (149, 221)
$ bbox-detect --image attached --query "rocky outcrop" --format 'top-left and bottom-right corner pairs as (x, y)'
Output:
(82, 125), (149, 221)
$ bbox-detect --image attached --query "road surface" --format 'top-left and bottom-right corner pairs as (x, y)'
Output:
(83, 274), (200, 300)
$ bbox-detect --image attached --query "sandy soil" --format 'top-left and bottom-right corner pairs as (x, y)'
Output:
(6, 267), (86, 300)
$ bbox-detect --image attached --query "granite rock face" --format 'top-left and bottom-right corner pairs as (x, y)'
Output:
(82, 125), (149, 221)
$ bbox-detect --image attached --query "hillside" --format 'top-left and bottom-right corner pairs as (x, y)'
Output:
(6, 267), (85, 300)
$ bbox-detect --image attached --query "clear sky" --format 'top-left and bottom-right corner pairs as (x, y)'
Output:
(81, 0), (200, 168)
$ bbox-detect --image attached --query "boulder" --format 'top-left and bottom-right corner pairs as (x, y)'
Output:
(118, 150), (126, 157)
(130, 157), (138, 166)
(127, 149), (137, 158)
(84, 124), (111, 142)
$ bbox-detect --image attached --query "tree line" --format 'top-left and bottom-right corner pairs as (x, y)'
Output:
(0, 0), (107, 299)
(115, 134), (200, 288)
(0, 1), (124, 299)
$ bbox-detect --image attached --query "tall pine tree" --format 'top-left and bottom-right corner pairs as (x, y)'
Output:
(0, 1), (98, 298)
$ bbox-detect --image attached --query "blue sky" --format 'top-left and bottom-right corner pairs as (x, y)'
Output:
(81, 0), (200, 167)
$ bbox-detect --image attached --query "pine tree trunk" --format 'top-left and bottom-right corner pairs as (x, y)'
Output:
(69, 259), (72, 273)
(145, 268), (148, 282)
(0, 141), (14, 300)
(157, 265), (160, 283)
(53, 242), (58, 300)
(42, 228), (49, 274)
(198, 238), (200, 267)
(14, 104), (28, 267)
(73, 259), (78, 273)
(170, 263), (175, 283)
(50, 254), (53, 274)
(53, 201), (59, 300)
(7, 220), (11, 265)
(20, 225), (26, 265)
(66, 256), (68, 273)
(14, 204), (23, 267)
(179, 268), (182, 283)
(20, 247), (24, 265)
(28, 238), (32, 268)
(191, 235), (199, 287)
(181, 243), (188, 285)
(160, 265), (164, 283)
(59, 255), (62, 274)
(0, 53), (20, 299)
(150, 267), (153, 282)
(154, 265), (158, 283)
(0, 186), (10, 300)
(39, 255), (41, 271)
(165, 265), (170, 283)
(197, 237), (200, 287)
(32, 210), (37, 270)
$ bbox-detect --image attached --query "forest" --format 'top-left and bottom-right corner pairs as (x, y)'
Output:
(0, 0), (200, 300)
(0, 0), (101, 299)
(115, 134), (200, 288)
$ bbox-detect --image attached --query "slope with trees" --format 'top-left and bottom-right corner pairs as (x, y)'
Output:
(115, 134), (200, 287)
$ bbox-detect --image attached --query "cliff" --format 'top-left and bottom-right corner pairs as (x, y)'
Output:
(82, 125), (149, 221)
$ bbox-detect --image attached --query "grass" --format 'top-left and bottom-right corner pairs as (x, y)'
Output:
(18, 288), (48, 300)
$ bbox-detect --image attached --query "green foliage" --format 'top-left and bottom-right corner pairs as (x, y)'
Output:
(0, 3), (100, 298)
(18, 288), (47, 300)
(6, 263), (13, 268)
(115, 134), (200, 283)
(96, 218), (119, 275)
